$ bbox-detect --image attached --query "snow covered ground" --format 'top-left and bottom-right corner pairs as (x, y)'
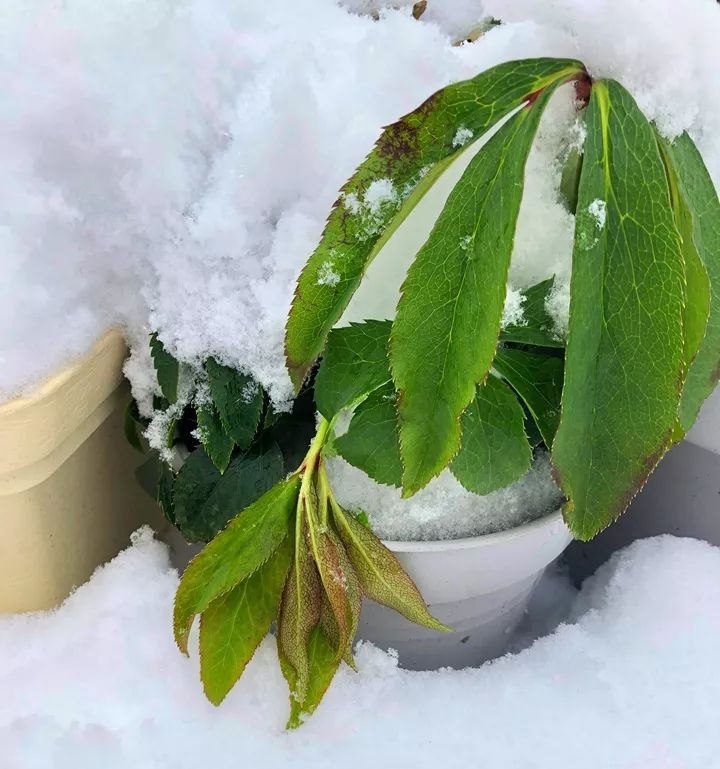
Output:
(2, 528), (719, 768)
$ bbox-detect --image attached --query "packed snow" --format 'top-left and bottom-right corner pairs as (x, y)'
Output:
(1, 0), (718, 409)
(326, 452), (564, 541)
(2, 527), (720, 768)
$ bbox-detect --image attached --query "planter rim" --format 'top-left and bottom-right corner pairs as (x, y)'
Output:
(382, 507), (567, 552)
(0, 328), (128, 493)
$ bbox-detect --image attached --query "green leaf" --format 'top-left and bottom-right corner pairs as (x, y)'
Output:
(205, 358), (263, 450)
(493, 348), (564, 448)
(150, 333), (180, 404)
(285, 58), (585, 388)
(196, 401), (235, 474)
(314, 320), (392, 419)
(391, 83), (562, 496)
(331, 504), (449, 632)
(123, 399), (145, 453)
(199, 538), (292, 705)
(174, 474), (299, 653)
(277, 516), (322, 706)
(450, 375), (532, 495)
(552, 80), (686, 540)
(499, 278), (564, 349)
(665, 133), (720, 432)
(173, 449), (220, 541)
(157, 460), (176, 524)
(655, 133), (710, 438)
(286, 623), (340, 729)
(335, 381), (402, 487)
(174, 440), (284, 543)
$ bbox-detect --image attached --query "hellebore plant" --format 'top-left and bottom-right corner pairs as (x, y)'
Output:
(132, 56), (719, 727)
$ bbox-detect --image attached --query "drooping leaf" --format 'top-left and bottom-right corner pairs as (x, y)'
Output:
(331, 504), (449, 632)
(328, 526), (361, 669)
(286, 622), (341, 729)
(174, 475), (299, 653)
(205, 358), (264, 450)
(493, 348), (564, 448)
(285, 58), (585, 388)
(314, 320), (392, 419)
(335, 381), (402, 487)
(305, 524), (352, 657)
(196, 401), (235, 474)
(665, 133), (720, 432)
(391, 83), (563, 496)
(200, 538), (292, 705)
(277, 512), (322, 706)
(174, 440), (285, 543)
(499, 278), (564, 349)
(552, 80), (686, 540)
(150, 333), (180, 404)
(450, 375), (532, 495)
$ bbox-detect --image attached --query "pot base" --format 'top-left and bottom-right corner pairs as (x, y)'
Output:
(357, 510), (572, 670)
(359, 573), (541, 670)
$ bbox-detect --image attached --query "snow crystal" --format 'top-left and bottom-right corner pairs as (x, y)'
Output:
(317, 261), (341, 287)
(326, 452), (564, 541)
(544, 278), (571, 340)
(2, 528), (720, 768)
(1, 0), (718, 409)
(501, 287), (526, 328)
(588, 198), (607, 230)
(452, 125), (474, 148)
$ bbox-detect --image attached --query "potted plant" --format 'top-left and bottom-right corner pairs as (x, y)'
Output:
(131, 56), (719, 726)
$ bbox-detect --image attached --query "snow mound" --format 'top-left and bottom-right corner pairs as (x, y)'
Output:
(2, 528), (719, 768)
(326, 452), (564, 541)
(1, 0), (718, 407)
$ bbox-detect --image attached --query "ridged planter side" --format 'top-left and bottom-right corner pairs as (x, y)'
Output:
(0, 330), (165, 613)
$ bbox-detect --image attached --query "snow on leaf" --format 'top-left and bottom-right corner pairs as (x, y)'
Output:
(285, 58), (585, 390)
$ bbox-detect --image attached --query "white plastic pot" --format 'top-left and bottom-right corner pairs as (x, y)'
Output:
(358, 509), (572, 670)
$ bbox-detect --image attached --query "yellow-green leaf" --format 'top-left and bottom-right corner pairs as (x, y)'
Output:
(331, 504), (449, 632)
(199, 538), (292, 705)
(174, 475), (299, 653)
(277, 510), (322, 705)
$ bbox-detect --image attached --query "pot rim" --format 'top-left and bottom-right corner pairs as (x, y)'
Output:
(381, 506), (568, 553)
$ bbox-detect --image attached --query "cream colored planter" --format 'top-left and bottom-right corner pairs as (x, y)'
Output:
(0, 330), (164, 613)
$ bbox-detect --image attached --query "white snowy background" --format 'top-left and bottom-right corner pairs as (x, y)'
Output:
(2, 528), (719, 768)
